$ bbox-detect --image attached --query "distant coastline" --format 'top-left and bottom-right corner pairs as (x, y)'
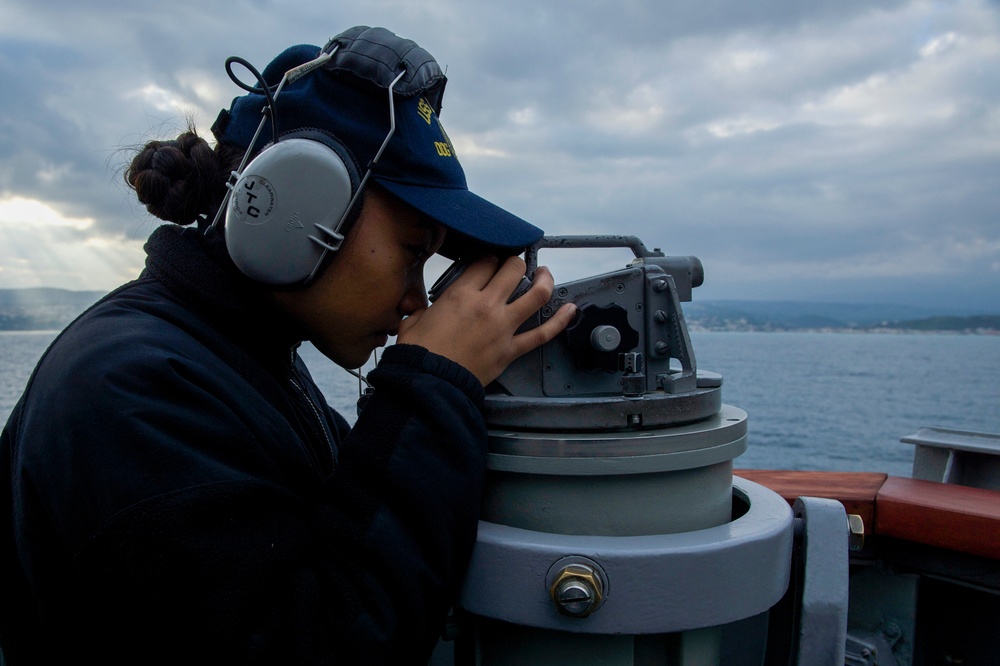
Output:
(0, 287), (997, 334)
(0, 288), (105, 332)
(682, 300), (1000, 335)
(688, 321), (1000, 335)
(687, 315), (1000, 335)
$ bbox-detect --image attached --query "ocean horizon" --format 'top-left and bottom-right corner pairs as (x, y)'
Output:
(3, 329), (998, 478)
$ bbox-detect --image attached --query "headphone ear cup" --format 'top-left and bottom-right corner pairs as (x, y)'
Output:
(224, 131), (360, 285)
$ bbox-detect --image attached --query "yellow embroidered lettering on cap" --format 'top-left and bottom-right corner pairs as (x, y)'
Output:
(435, 119), (457, 159)
(417, 98), (434, 124)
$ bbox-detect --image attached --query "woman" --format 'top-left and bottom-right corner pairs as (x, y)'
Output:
(0, 27), (574, 664)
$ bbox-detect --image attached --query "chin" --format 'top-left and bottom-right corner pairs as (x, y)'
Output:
(311, 340), (373, 370)
(340, 352), (375, 370)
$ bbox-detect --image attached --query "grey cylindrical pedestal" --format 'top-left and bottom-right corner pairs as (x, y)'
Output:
(452, 404), (783, 665)
(482, 405), (747, 536)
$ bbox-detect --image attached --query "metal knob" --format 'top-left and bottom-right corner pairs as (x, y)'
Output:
(590, 325), (622, 352)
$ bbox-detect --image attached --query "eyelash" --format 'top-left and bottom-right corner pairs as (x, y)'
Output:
(408, 245), (431, 265)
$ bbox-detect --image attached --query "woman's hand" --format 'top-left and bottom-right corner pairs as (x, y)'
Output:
(397, 255), (577, 386)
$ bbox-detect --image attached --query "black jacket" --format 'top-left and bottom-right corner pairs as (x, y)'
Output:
(0, 225), (487, 664)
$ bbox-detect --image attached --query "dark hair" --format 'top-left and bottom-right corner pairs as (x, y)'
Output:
(125, 129), (244, 226)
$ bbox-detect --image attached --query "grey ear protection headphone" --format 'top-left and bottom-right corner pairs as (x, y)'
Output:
(209, 45), (406, 287)
(224, 128), (362, 285)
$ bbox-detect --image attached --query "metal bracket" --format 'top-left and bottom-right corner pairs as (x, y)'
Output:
(792, 496), (850, 665)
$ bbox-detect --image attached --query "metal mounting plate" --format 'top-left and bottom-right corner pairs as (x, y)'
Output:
(458, 477), (794, 634)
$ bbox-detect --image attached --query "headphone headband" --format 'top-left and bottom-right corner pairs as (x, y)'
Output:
(321, 26), (446, 110)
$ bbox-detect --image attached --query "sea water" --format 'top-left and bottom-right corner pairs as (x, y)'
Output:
(3, 330), (998, 477)
(691, 331), (1000, 476)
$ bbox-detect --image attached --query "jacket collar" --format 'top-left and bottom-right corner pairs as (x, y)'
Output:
(142, 223), (305, 364)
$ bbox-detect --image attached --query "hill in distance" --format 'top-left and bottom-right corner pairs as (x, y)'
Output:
(0, 288), (997, 333)
(683, 299), (999, 333)
(0, 288), (105, 331)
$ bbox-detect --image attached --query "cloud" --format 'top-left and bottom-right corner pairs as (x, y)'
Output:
(0, 0), (997, 311)
(0, 195), (146, 290)
(0, 196), (94, 231)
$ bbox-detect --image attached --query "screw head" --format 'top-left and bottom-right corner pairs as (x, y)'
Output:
(549, 564), (604, 617)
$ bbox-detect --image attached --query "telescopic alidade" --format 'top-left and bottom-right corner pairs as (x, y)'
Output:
(432, 236), (853, 666)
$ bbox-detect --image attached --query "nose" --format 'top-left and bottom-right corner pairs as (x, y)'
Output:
(398, 270), (428, 316)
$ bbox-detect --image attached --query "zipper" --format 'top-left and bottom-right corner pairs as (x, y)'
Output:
(289, 349), (337, 472)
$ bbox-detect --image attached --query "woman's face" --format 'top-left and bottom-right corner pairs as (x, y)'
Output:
(272, 187), (445, 369)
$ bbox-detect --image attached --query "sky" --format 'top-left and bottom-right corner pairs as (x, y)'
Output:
(1, 0), (998, 312)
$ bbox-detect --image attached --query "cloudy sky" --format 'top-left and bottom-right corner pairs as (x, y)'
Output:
(1, 0), (998, 312)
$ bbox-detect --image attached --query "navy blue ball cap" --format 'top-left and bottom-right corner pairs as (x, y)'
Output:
(212, 26), (542, 257)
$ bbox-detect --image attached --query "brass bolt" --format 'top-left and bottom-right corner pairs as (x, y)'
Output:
(549, 563), (604, 617)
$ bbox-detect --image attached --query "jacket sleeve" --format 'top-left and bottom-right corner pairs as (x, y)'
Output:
(318, 343), (488, 662)
(21, 340), (486, 665)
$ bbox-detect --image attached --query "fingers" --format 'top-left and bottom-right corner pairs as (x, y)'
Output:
(510, 302), (577, 357)
(507, 265), (555, 316)
(447, 254), (503, 293)
(462, 259), (567, 344)
(447, 255), (530, 301)
(404, 253), (576, 385)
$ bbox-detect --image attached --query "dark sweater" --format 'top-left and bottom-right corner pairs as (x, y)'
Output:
(0, 224), (487, 664)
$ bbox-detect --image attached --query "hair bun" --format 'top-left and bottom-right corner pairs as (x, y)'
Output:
(126, 131), (223, 225)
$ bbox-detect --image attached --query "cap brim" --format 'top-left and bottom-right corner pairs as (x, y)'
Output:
(374, 178), (542, 258)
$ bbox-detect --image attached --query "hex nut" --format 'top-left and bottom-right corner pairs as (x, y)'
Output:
(549, 563), (604, 617)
